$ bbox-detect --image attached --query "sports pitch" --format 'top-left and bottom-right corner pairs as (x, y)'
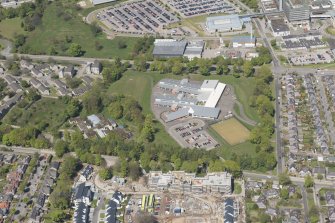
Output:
(211, 118), (250, 145)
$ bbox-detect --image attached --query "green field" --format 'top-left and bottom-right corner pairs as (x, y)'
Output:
(3, 98), (69, 131)
(22, 3), (137, 59)
(0, 18), (27, 40)
(211, 118), (250, 145)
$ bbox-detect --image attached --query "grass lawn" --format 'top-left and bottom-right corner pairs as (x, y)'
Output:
(234, 182), (242, 194)
(0, 18), (27, 40)
(3, 97), (69, 132)
(22, 3), (137, 59)
(211, 118), (250, 145)
(107, 71), (179, 146)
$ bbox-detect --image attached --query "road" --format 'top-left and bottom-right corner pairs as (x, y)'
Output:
(274, 76), (284, 174)
(300, 185), (310, 223)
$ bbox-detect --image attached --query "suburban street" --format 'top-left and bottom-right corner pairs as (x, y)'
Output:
(314, 75), (335, 148)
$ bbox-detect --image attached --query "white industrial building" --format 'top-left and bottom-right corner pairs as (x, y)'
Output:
(206, 15), (243, 33)
(232, 36), (256, 48)
(155, 79), (226, 122)
(91, 0), (116, 5)
(148, 171), (232, 194)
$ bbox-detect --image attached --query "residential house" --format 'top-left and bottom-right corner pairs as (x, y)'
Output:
(0, 202), (9, 216)
(36, 194), (46, 208)
(288, 185), (296, 197)
(326, 168), (335, 180)
(329, 206), (335, 221)
(31, 68), (43, 77)
(79, 165), (94, 182)
(3, 75), (16, 85)
(82, 76), (93, 87)
(8, 82), (23, 93)
(325, 191), (335, 206)
(41, 185), (51, 196)
(263, 189), (279, 199)
(50, 161), (60, 171)
(73, 202), (89, 223)
(265, 208), (277, 219)
(29, 207), (41, 223)
(37, 84), (50, 95)
(64, 65), (75, 78)
(73, 183), (93, 205)
(299, 167), (311, 177)
(255, 195), (267, 209)
(20, 60), (34, 70)
(224, 198), (237, 223)
(87, 61), (102, 75)
(48, 169), (58, 179)
(313, 166), (325, 178)
(245, 181), (263, 191)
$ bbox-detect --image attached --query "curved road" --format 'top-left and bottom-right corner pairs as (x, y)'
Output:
(233, 100), (257, 126)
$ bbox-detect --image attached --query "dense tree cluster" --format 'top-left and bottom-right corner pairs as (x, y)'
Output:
(102, 58), (128, 84)
(49, 156), (81, 209)
(0, 0), (48, 32)
(249, 65), (275, 153)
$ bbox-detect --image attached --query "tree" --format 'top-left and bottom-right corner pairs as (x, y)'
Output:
(280, 188), (289, 200)
(108, 102), (123, 119)
(46, 209), (68, 223)
(304, 175), (314, 188)
(54, 140), (69, 158)
(128, 161), (142, 181)
(67, 43), (83, 57)
(198, 59), (211, 76)
(99, 168), (112, 181)
(117, 39), (127, 49)
(317, 173), (323, 180)
(243, 61), (254, 77)
(279, 173), (291, 186)
(134, 57), (147, 72)
(140, 114), (154, 142)
(171, 62), (183, 75)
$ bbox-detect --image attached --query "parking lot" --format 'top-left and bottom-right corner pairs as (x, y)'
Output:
(288, 50), (334, 65)
(162, 0), (239, 17)
(169, 119), (219, 150)
(97, 0), (179, 35)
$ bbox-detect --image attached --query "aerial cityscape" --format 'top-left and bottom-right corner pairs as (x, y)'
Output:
(0, 0), (335, 222)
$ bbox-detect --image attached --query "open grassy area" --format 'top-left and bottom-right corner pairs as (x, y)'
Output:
(0, 18), (27, 40)
(211, 118), (250, 145)
(3, 98), (69, 131)
(22, 3), (137, 59)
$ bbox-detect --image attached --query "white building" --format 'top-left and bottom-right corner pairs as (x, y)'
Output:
(232, 36), (256, 48)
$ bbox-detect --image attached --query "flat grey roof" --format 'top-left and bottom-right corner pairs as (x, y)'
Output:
(206, 14), (242, 31)
(153, 41), (187, 56)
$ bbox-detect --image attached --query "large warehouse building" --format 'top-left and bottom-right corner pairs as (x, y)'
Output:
(155, 79), (226, 122)
(152, 39), (187, 58)
(205, 15), (243, 33)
